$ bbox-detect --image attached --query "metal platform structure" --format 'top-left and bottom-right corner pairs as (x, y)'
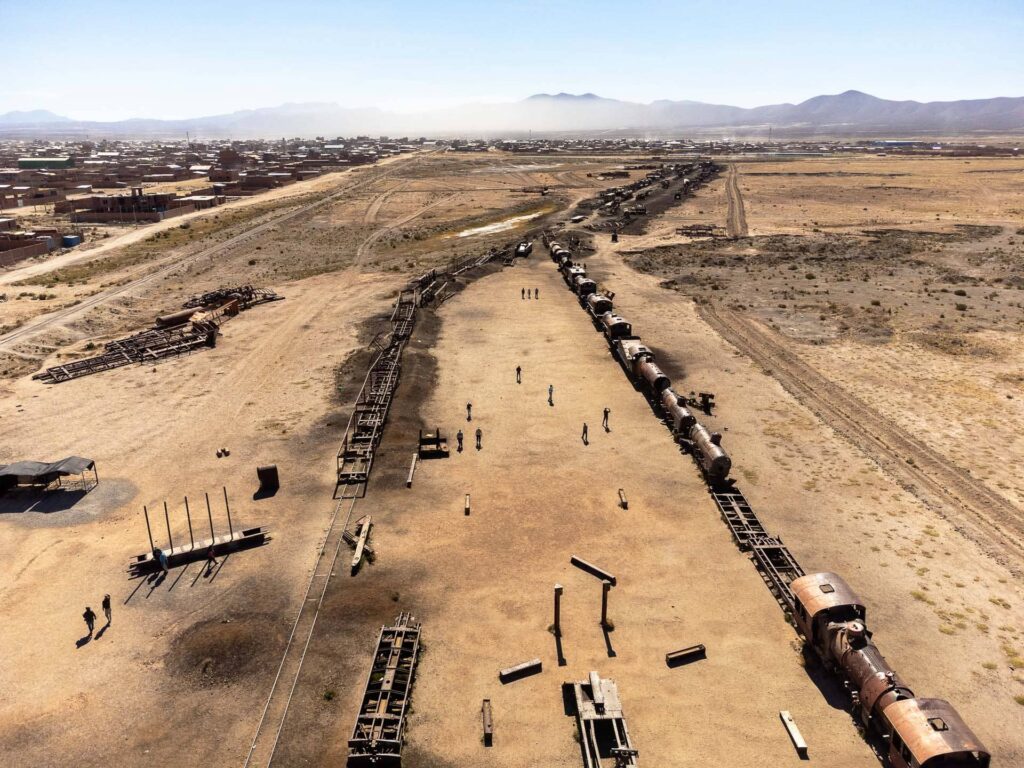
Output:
(710, 488), (766, 550)
(127, 488), (270, 577)
(183, 284), (282, 309)
(33, 322), (217, 383)
(34, 284), (281, 384)
(336, 290), (417, 489)
(348, 612), (421, 766)
(571, 671), (639, 768)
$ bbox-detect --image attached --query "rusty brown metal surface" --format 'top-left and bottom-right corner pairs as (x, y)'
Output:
(790, 572), (864, 622)
(885, 698), (991, 767)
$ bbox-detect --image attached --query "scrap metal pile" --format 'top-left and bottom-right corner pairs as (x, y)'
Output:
(583, 161), (720, 233)
(545, 231), (991, 768)
(33, 285), (282, 384)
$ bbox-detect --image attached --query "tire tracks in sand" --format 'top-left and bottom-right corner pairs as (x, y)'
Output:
(700, 303), (1024, 571)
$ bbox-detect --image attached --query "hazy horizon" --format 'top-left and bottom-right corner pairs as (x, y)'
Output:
(2, 0), (1022, 121)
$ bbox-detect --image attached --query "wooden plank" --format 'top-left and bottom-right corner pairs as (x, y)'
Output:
(570, 555), (616, 586)
(780, 710), (808, 759)
(498, 658), (541, 683)
(666, 643), (706, 667)
(407, 453), (418, 488)
(618, 488), (628, 510)
(351, 517), (372, 571)
(481, 699), (493, 746)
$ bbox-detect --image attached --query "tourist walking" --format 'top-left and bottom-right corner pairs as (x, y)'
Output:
(475, 428), (483, 450)
(521, 287), (525, 299)
(534, 288), (539, 299)
(582, 422), (589, 445)
(516, 365), (522, 384)
(102, 594), (111, 625)
(602, 407), (610, 431)
(548, 384), (554, 405)
(457, 429), (464, 452)
(83, 606), (97, 636)
(466, 402), (473, 421)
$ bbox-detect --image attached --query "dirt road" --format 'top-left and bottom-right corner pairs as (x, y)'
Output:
(725, 163), (748, 237)
(699, 303), (1024, 569)
(0, 155), (421, 353)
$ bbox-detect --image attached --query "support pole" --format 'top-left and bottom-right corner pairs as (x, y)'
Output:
(163, 501), (173, 552)
(143, 505), (155, 552)
(554, 583), (563, 637)
(601, 580), (612, 629)
(184, 496), (194, 550)
(223, 486), (233, 539)
(205, 492), (215, 540)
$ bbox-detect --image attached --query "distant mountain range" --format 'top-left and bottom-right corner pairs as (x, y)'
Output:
(2, 91), (1023, 138)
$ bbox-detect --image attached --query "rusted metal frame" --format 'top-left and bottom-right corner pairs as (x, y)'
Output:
(348, 613), (420, 763)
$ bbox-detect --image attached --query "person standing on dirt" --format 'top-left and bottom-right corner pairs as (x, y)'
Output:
(466, 402), (472, 421)
(548, 384), (554, 406)
(101, 594), (111, 625)
(83, 606), (97, 636)
(516, 365), (522, 384)
(582, 422), (589, 445)
(534, 288), (539, 299)
(456, 429), (464, 452)
(602, 407), (610, 431)
(521, 287), (525, 300)
(475, 428), (482, 450)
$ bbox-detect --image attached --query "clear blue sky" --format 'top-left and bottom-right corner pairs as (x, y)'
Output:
(1, 0), (1021, 120)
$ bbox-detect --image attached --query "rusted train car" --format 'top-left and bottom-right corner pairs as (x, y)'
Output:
(791, 573), (990, 768)
(544, 229), (990, 767)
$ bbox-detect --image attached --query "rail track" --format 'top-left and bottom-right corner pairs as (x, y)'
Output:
(725, 163), (748, 238)
(242, 491), (363, 768)
(699, 303), (1024, 569)
(0, 154), (425, 354)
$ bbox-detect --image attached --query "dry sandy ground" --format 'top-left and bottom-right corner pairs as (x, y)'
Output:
(2, 151), (1020, 767)
(270, 257), (874, 768)
(0, 151), (623, 767)
(0, 270), (400, 767)
(584, 243), (1023, 763)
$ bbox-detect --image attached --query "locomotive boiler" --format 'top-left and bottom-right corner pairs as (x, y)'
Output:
(790, 573), (990, 768)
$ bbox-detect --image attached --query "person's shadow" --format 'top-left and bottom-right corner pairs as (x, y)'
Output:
(75, 634), (92, 649)
(94, 623), (110, 640)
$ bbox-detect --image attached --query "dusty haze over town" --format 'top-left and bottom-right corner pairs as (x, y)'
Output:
(1, 2), (1022, 768)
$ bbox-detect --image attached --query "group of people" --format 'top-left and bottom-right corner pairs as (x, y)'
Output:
(456, 426), (483, 452)
(82, 594), (112, 637)
(581, 408), (611, 445)
(520, 288), (539, 300)
(456, 369), (612, 452)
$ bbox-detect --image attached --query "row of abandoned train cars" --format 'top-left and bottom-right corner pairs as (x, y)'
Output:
(544, 232), (991, 768)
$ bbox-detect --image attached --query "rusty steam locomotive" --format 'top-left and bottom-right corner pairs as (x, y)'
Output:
(546, 234), (990, 768)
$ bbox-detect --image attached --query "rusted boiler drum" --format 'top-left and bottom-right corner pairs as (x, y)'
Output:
(790, 571), (912, 723)
(614, 337), (652, 372)
(574, 277), (597, 298)
(661, 388), (696, 435)
(548, 240), (562, 256)
(688, 421), (731, 480)
(565, 266), (586, 285)
(600, 313), (632, 341)
(637, 359), (671, 394)
(154, 308), (200, 328)
(587, 293), (613, 317)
